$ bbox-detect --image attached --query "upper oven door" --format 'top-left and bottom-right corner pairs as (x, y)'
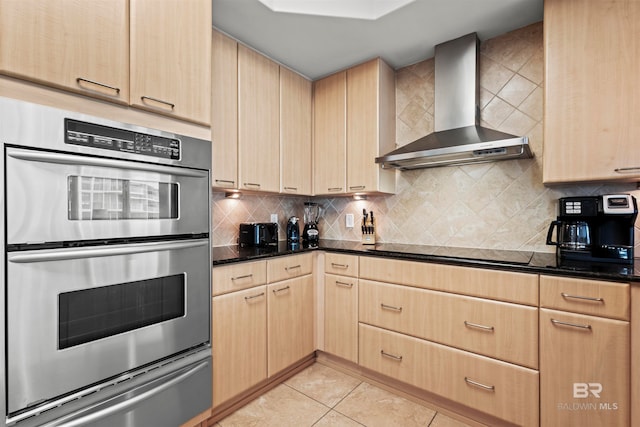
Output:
(6, 239), (210, 415)
(5, 146), (209, 245)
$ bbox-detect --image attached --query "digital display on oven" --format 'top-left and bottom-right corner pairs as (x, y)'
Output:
(64, 118), (181, 160)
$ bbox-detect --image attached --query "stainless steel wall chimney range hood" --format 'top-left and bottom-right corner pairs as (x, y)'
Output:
(376, 32), (532, 170)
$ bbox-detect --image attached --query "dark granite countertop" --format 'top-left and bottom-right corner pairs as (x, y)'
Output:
(212, 240), (640, 283)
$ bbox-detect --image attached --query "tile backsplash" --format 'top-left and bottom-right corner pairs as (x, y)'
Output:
(212, 21), (640, 253)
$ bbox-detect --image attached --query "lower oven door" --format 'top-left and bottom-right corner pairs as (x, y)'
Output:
(6, 239), (210, 416)
(12, 349), (212, 427)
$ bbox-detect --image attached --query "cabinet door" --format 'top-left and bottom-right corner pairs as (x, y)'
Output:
(0, 0), (128, 102)
(313, 71), (346, 195)
(324, 274), (358, 363)
(267, 275), (314, 376)
(540, 309), (630, 426)
(280, 67), (312, 195)
(211, 30), (238, 190)
(347, 59), (395, 194)
(238, 45), (280, 193)
(211, 286), (267, 407)
(543, 0), (640, 183)
(130, 0), (211, 125)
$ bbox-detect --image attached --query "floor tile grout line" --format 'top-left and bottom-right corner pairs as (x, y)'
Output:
(283, 382), (334, 411)
(283, 370), (364, 410)
(309, 405), (334, 427)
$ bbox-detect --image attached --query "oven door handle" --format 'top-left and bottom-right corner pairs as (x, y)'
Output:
(41, 359), (210, 427)
(8, 149), (208, 178)
(8, 239), (209, 263)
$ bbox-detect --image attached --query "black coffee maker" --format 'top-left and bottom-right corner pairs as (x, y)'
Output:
(546, 194), (638, 264)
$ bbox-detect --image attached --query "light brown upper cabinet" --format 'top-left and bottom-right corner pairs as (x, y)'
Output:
(280, 67), (312, 195)
(0, 0), (129, 103)
(211, 30), (239, 190)
(313, 58), (396, 196)
(0, 0), (211, 125)
(238, 45), (280, 193)
(347, 59), (395, 194)
(543, 0), (640, 183)
(313, 71), (347, 195)
(130, 0), (211, 125)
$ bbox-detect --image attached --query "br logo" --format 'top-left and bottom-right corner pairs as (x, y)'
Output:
(573, 383), (603, 398)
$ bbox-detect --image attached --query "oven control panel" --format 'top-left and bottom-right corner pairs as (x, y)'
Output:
(65, 119), (180, 160)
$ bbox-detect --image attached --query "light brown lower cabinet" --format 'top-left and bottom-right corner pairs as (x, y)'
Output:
(211, 285), (267, 407)
(211, 255), (636, 427)
(359, 323), (539, 426)
(324, 273), (359, 363)
(267, 274), (315, 377)
(540, 308), (630, 427)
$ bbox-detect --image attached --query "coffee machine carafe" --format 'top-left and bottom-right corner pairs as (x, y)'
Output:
(303, 202), (322, 247)
(546, 194), (638, 264)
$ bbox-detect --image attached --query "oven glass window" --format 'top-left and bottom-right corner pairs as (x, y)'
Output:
(58, 274), (185, 349)
(67, 176), (179, 220)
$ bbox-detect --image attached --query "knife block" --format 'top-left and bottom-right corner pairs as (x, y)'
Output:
(362, 221), (376, 245)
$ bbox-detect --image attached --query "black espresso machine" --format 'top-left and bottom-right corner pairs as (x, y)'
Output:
(546, 194), (638, 264)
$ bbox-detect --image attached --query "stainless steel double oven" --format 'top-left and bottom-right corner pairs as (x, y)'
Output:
(0, 98), (212, 427)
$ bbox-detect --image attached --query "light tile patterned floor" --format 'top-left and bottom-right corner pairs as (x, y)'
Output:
(216, 363), (474, 427)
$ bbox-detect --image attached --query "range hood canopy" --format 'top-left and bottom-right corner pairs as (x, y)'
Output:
(376, 32), (532, 170)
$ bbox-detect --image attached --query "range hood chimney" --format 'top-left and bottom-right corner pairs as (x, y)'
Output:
(376, 32), (533, 170)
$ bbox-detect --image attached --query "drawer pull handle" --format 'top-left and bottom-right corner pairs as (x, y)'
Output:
(381, 303), (402, 312)
(141, 95), (175, 110)
(244, 292), (265, 301)
(285, 264), (301, 271)
(335, 280), (353, 288)
(561, 293), (604, 303)
(273, 285), (290, 294)
(614, 166), (640, 173)
(243, 183), (261, 188)
(464, 377), (495, 392)
(231, 274), (253, 281)
(283, 186), (298, 191)
(76, 77), (121, 95)
(328, 187), (343, 192)
(464, 321), (495, 332)
(349, 185), (365, 190)
(551, 318), (592, 331)
(380, 350), (403, 361)
(331, 263), (349, 269)
(215, 179), (235, 185)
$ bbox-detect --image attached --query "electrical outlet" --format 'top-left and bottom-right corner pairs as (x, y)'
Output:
(345, 213), (354, 228)
(270, 213), (278, 223)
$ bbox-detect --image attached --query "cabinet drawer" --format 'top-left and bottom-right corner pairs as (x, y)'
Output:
(359, 324), (539, 427)
(324, 253), (359, 277)
(540, 275), (629, 320)
(360, 256), (538, 306)
(212, 260), (267, 296)
(359, 280), (538, 368)
(267, 253), (313, 283)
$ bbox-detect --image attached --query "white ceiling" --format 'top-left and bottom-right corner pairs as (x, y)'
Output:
(211, 0), (544, 80)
